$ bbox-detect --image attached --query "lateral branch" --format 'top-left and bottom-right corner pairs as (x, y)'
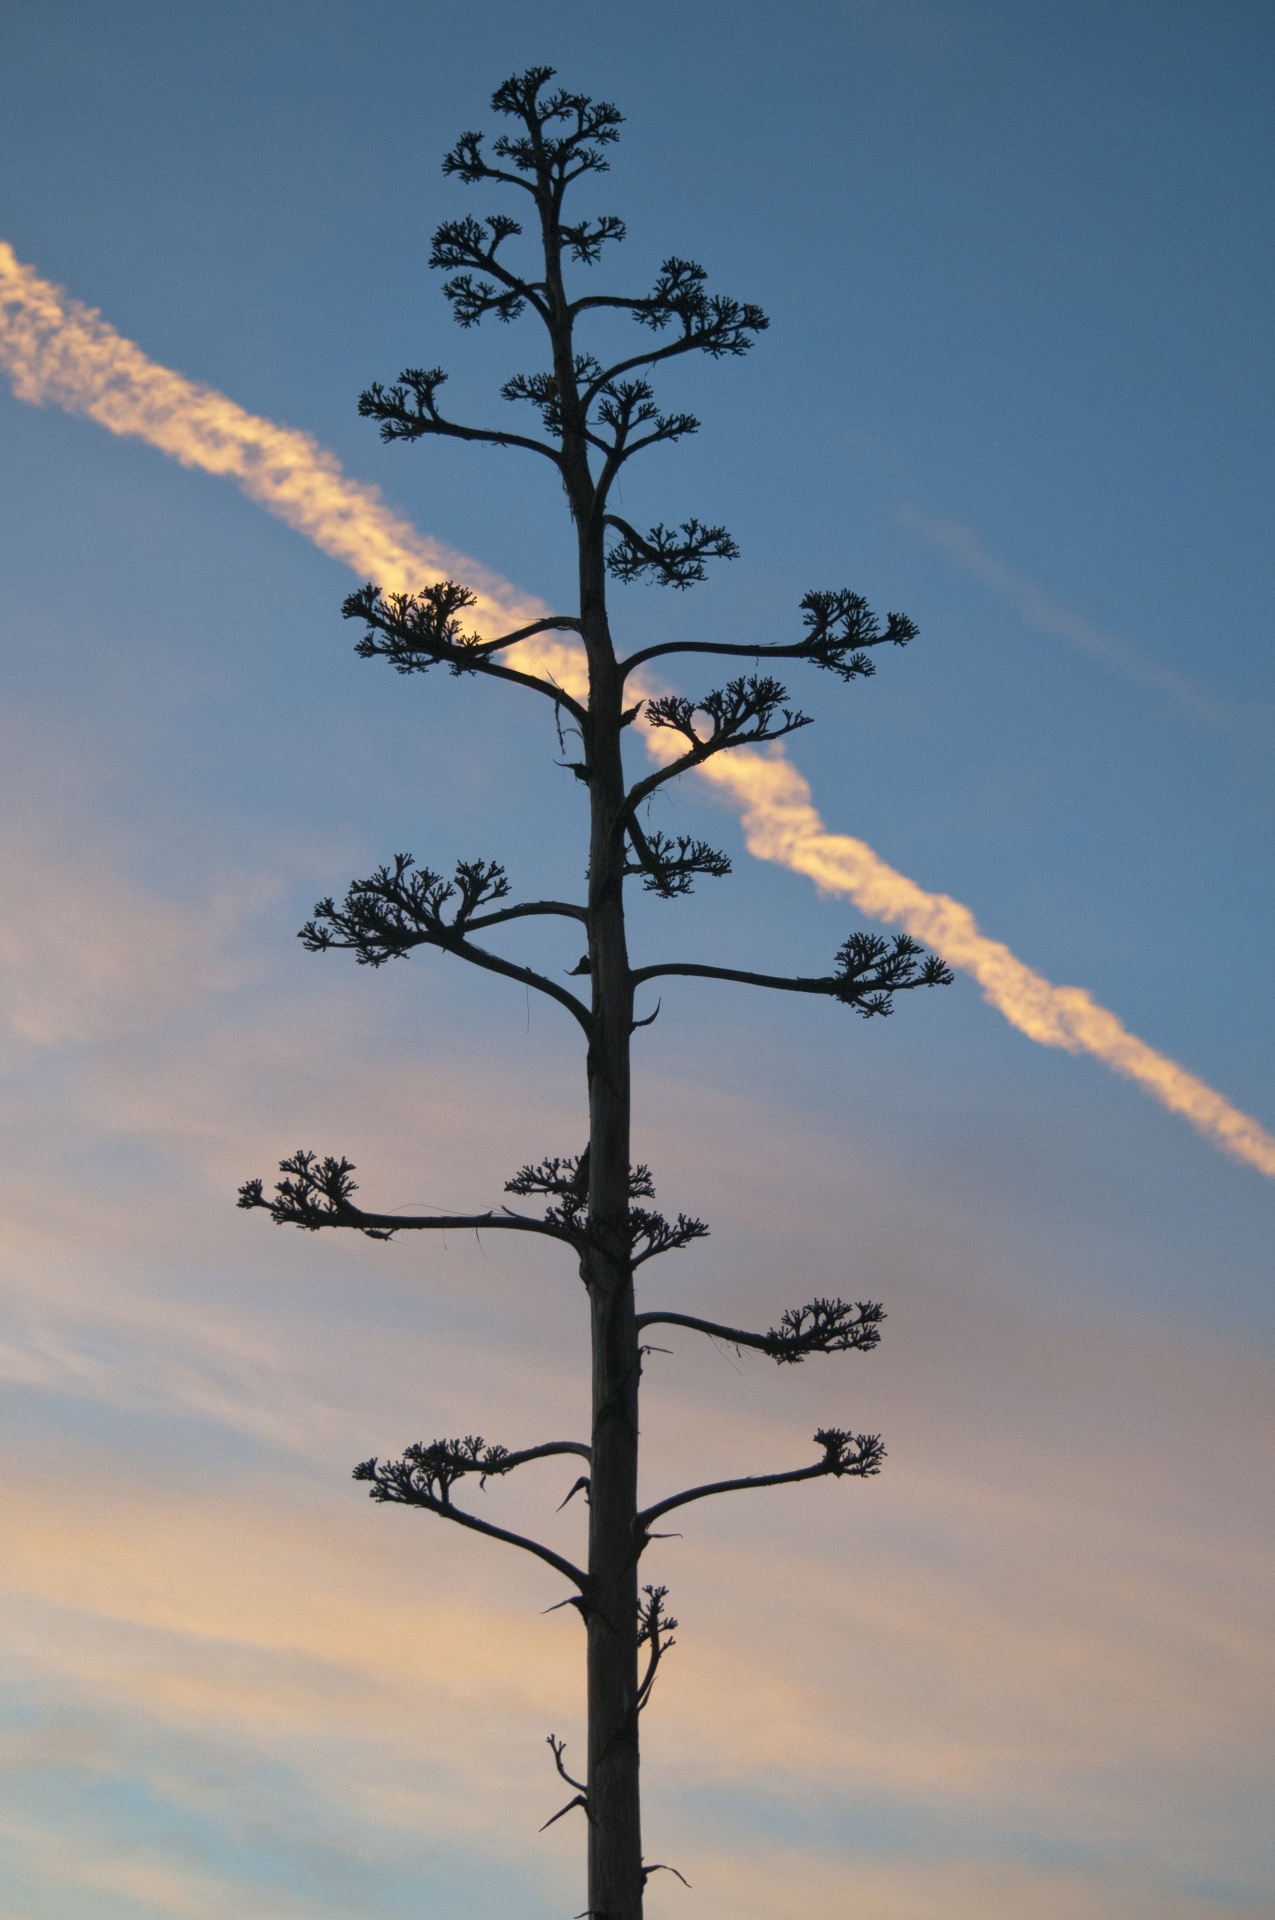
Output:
(623, 588), (918, 679)
(633, 932), (954, 1020)
(238, 1151), (583, 1246)
(636, 1297), (885, 1364)
(343, 581), (587, 721)
(354, 1436), (589, 1590)
(636, 1429), (885, 1539)
(299, 854), (591, 1033)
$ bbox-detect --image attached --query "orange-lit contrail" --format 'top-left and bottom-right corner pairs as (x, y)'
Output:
(700, 750), (1275, 1176)
(0, 241), (538, 635)
(3, 240), (1272, 1177)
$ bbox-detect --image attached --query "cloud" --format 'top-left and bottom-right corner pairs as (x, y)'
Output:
(0, 241), (537, 632)
(0, 1276), (1269, 1918)
(698, 748), (1275, 1177)
(896, 504), (1247, 729)
(2, 238), (1272, 1182)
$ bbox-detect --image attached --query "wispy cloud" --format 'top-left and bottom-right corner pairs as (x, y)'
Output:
(2, 240), (1272, 1178)
(897, 504), (1245, 728)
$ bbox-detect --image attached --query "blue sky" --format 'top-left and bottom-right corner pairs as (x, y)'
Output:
(0, 4), (1272, 1917)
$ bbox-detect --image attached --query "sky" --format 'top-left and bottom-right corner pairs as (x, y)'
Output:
(0, 2), (1272, 1917)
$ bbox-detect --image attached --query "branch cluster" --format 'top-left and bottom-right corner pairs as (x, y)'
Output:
(445, 68), (623, 192)
(355, 1435), (518, 1503)
(626, 256), (768, 359)
(300, 854), (510, 967)
(643, 675), (812, 755)
(605, 514), (738, 589)
(343, 579), (487, 674)
(833, 932), (955, 1017)
(814, 1428), (886, 1476)
(763, 1297), (885, 1363)
(636, 1584), (677, 1714)
(353, 64), (767, 555)
(505, 1155), (708, 1265)
(795, 590), (919, 681)
(625, 825), (731, 899)
(237, 1150), (393, 1238)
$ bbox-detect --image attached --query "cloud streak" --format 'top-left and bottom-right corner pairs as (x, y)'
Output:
(700, 749), (1275, 1176)
(3, 240), (1271, 1177)
(897, 504), (1244, 728)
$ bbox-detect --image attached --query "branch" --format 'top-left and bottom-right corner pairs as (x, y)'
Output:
(354, 1440), (588, 1590)
(625, 820), (731, 898)
(358, 367), (563, 466)
(504, 1155), (706, 1261)
(541, 1733), (591, 1830)
(605, 514), (739, 590)
(635, 1583), (677, 1714)
(429, 213), (550, 327)
(238, 1150), (583, 1246)
(632, 932), (954, 1019)
(547, 1734), (587, 1795)
(621, 676), (813, 820)
(473, 613), (584, 652)
(344, 582), (588, 722)
(635, 1298), (885, 1363)
(300, 855), (592, 1032)
(636, 1429), (885, 1535)
(572, 256), (769, 365)
(622, 588), (918, 679)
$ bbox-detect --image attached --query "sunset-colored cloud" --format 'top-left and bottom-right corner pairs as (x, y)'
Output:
(3, 239), (1272, 1177)
(0, 241), (537, 633)
(700, 749), (1275, 1177)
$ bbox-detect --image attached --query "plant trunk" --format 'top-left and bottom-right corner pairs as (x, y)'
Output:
(581, 524), (643, 1920)
(545, 185), (644, 1907)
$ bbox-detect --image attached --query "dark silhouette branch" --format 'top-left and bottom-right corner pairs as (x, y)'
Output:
(625, 820), (731, 899)
(635, 1584), (676, 1714)
(542, 1733), (591, 1829)
(605, 514), (739, 590)
(636, 1430), (885, 1537)
(633, 932), (954, 1019)
(548, 1734), (588, 1795)
(635, 1298), (885, 1363)
(542, 1793), (591, 1831)
(359, 367), (564, 466)
(622, 588), (919, 680)
(300, 855), (592, 1032)
(500, 367), (697, 484)
(430, 213), (550, 326)
(573, 256), (769, 370)
(354, 1440), (589, 1590)
(619, 676), (814, 824)
(344, 583), (588, 721)
(237, 1151), (584, 1246)
(505, 1155), (707, 1262)
(643, 1864), (692, 1889)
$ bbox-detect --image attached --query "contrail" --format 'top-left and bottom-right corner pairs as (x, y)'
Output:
(0, 241), (535, 635)
(3, 240), (1272, 1178)
(699, 750), (1275, 1176)
(897, 503), (1240, 729)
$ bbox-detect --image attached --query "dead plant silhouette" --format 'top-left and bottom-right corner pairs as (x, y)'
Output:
(240, 66), (950, 1920)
